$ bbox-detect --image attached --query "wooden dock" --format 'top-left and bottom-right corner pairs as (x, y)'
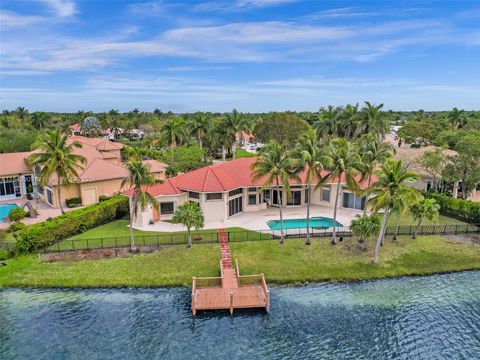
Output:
(192, 259), (270, 315)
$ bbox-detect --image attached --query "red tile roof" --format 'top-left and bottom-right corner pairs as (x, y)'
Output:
(125, 157), (372, 197)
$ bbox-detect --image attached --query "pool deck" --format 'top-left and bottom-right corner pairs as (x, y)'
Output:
(135, 205), (363, 233)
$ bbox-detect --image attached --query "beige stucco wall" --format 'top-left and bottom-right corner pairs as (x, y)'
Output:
(203, 196), (226, 222)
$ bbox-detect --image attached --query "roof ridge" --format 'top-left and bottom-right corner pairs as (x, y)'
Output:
(210, 164), (230, 191)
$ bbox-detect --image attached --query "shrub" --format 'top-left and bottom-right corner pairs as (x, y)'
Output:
(0, 249), (11, 261)
(426, 193), (480, 223)
(98, 195), (111, 202)
(9, 222), (26, 233)
(8, 208), (27, 223)
(66, 197), (82, 208)
(14, 195), (129, 253)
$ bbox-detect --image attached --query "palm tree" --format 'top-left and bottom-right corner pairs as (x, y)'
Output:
(121, 160), (159, 252)
(340, 103), (361, 140)
(223, 109), (251, 159)
(357, 134), (395, 215)
(161, 118), (186, 147)
(172, 201), (205, 248)
(292, 129), (331, 245)
(211, 119), (233, 162)
(326, 138), (364, 244)
(365, 159), (420, 263)
(410, 198), (440, 239)
(447, 107), (467, 129)
(187, 113), (211, 158)
(28, 130), (87, 214)
(357, 101), (389, 140)
(31, 112), (50, 131)
(350, 214), (380, 250)
(251, 140), (300, 244)
(314, 105), (340, 144)
(16, 107), (29, 123)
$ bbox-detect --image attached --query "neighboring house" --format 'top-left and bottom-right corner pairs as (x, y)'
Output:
(0, 136), (167, 208)
(236, 131), (255, 148)
(0, 152), (35, 202)
(124, 157), (370, 226)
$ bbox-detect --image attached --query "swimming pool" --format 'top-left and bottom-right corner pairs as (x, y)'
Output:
(0, 204), (19, 220)
(267, 217), (343, 230)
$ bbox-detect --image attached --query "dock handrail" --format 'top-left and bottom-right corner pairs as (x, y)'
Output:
(235, 259), (240, 280)
(192, 277), (197, 315)
(261, 273), (270, 312)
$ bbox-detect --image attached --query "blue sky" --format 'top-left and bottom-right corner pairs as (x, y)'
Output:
(0, 0), (479, 112)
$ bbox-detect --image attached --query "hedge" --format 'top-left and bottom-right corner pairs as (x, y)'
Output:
(426, 193), (480, 223)
(66, 197), (82, 208)
(14, 195), (129, 253)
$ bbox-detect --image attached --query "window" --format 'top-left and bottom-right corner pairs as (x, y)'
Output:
(272, 189), (282, 205)
(228, 188), (242, 197)
(228, 196), (243, 216)
(287, 190), (301, 206)
(304, 189), (309, 204)
(248, 194), (257, 205)
(206, 193), (223, 201)
(248, 187), (257, 192)
(160, 202), (174, 215)
(46, 188), (53, 205)
(188, 191), (199, 199)
(321, 187), (331, 202)
(342, 191), (366, 210)
(263, 189), (270, 200)
(0, 177), (20, 197)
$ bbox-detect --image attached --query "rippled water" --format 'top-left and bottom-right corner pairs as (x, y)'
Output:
(1, 272), (479, 360)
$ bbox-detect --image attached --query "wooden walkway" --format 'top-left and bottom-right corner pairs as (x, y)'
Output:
(191, 229), (270, 315)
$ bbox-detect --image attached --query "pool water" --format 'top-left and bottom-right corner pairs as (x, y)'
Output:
(267, 216), (343, 230)
(0, 204), (19, 220)
(2, 271), (478, 359)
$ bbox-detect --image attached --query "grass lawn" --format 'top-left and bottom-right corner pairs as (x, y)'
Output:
(386, 214), (465, 226)
(1, 235), (479, 288)
(48, 220), (270, 251)
(235, 149), (256, 158)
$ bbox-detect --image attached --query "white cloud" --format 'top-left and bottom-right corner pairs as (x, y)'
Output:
(0, 10), (43, 30)
(194, 0), (297, 12)
(41, 0), (76, 17)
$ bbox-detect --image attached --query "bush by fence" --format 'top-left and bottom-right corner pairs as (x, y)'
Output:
(14, 195), (129, 253)
(426, 193), (480, 223)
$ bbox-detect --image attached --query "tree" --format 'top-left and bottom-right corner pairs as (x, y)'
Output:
(356, 134), (394, 214)
(223, 109), (251, 159)
(31, 112), (50, 131)
(253, 113), (310, 146)
(340, 103), (361, 140)
(292, 129), (331, 245)
(16, 107), (29, 123)
(314, 105), (341, 144)
(82, 116), (101, 136)
(251, 140), (300, 244)
(326, 138), (364, 244)
(350, 214), (380, 250)
(410, 198), (440, 239)
(447, 107), (467, 129)
(365, 159), (420, 263)
(417, 148), (448, 192)
(187, 112), (211, 150)
(121, 160), (159, 252)
(357, 101), (389, 140)
(28, 130), (87, 214)
(161, 118), (186, 147)
(172, 201), (205, 248)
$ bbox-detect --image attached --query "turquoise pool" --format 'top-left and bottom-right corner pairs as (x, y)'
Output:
(267, 217), (343, 230)
(0, 204), (19, 220)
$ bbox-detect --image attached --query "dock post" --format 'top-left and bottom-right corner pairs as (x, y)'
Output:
(229, 291), (234, 315)
(192, 277), (197, 316)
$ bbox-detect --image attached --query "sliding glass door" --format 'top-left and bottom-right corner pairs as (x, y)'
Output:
(228, 196), (243, 217)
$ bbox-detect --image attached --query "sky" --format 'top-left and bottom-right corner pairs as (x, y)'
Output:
(0, 0), (479, 113)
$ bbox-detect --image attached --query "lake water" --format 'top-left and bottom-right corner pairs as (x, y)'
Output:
(1, 271), (479, 359)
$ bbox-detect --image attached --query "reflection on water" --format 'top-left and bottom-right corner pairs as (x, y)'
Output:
(1, 271), (479, 359)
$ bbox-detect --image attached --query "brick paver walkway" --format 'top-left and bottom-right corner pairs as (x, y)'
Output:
(218, 228), (232, 269)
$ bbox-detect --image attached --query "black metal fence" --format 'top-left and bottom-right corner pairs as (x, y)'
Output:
(40, 223), (480, 253)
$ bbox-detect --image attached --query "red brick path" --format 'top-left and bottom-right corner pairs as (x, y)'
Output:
(218, 228), (232, 269)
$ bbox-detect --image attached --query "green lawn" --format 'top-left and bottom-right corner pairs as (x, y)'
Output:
(1, 235), (479, 288)
(47, 220), (270, 251)
(386, 214), (465, 226)
(234, 149), (256, 158)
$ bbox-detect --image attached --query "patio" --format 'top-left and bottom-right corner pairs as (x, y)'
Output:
(134, 205), (363, 233)
(0, 196), (83, 230)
